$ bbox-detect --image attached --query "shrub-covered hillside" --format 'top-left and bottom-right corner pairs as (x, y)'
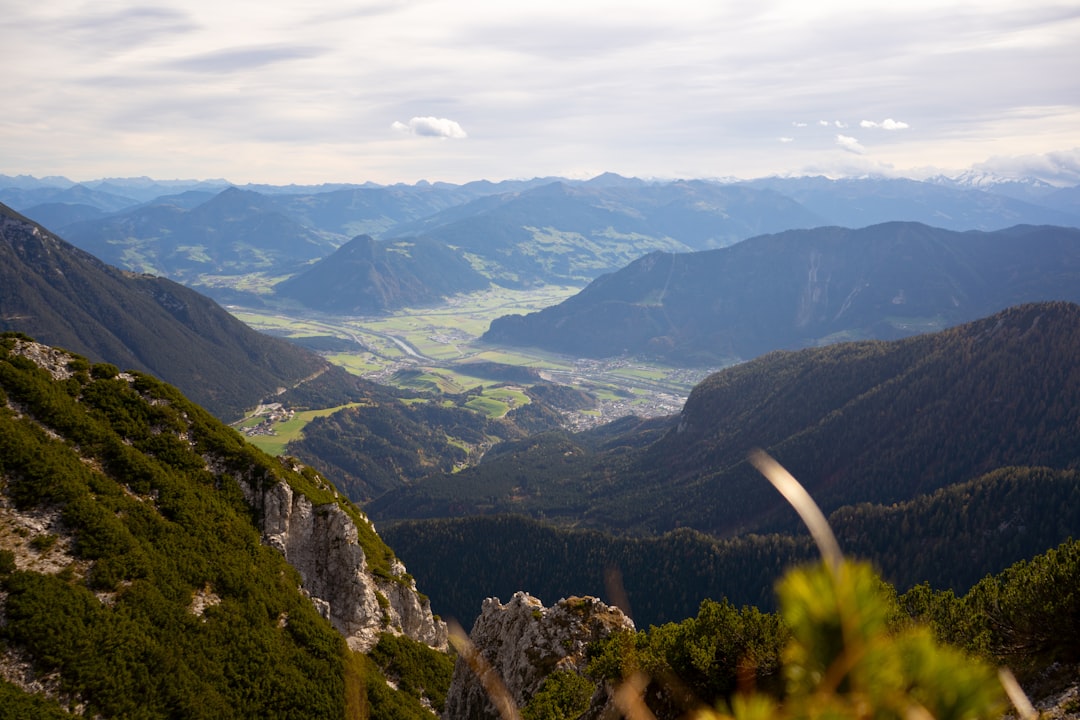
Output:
(0, 333), (449, 719)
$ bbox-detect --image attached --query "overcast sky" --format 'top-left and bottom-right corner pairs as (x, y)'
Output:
(3, 0), (1080, 185)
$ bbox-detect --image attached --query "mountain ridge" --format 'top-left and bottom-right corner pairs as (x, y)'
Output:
(0, 202), (343, 419)
(0, 336), (449, 717)
(482, 222), (1080, 363)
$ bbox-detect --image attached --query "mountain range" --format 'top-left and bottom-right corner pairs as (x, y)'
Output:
(6, 173), (1079, 314)
(483, 222), (1080, 363)
(54, 187), (339, 282)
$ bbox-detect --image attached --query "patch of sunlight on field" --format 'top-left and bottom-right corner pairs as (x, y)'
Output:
(324, 353), (383, 375)
(485, 387), (530, 406)
(242, 403), (366, 456)
(465, 395), (510, 418)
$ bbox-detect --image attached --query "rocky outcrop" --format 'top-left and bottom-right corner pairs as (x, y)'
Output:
(240, 478), (447, 652)
(444, 592), (634, 720)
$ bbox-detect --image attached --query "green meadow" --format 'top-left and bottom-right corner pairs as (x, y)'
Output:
(241, 402), (367, 456)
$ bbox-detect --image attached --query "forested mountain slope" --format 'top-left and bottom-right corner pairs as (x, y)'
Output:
(384, 466), (1080, 629)
(483, 223), (1080, 363)
(0, 202), (346, 420)
(0, 335), (451, 718)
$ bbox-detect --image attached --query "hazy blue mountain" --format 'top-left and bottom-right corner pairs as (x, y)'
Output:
(1042, 184), (1080, 215)
(10, 172), (1080, 297)
(20, 201), (105, 229)
(384, 179), (825, 287)
(0, 183), (140, 214)
(739, 176), (1080, 230)
(267, 184), (503, 239)
(273, 234), (490, 313)
(0, 173), (76, 189)
(81, 176), (231, 202)
(483, 222), (1080, 363)
(59, 187), (338, 281)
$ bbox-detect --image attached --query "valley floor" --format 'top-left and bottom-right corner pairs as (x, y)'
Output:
(226, 285), (724, 431)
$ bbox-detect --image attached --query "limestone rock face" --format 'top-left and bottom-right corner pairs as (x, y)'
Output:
(241, 478), (447, 652)
(444, 592), (634, 720)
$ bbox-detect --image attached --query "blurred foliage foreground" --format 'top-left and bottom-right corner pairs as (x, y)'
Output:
(471, 453), (1070, 720)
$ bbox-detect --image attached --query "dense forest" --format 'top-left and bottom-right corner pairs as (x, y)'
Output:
(384, 465), (1080, 630)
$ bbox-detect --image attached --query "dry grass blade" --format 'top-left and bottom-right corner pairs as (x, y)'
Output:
(613, 671), (659, 720)
(748, 448), (843, 573)
(998, 668), (1038, 720)
(447, 620), (523, 720)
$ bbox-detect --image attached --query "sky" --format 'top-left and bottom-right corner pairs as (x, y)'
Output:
(3, 0), (1080, 186)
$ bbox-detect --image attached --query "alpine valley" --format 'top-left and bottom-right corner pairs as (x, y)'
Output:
(2, 171), (1080, 719)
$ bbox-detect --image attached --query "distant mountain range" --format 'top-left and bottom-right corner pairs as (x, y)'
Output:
(0, 202), (350, 419)
(4, 172), (1078, 314)
(55, 187), (339, 282)
(483, 222), (1080, 363)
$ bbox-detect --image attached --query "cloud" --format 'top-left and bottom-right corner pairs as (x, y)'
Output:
(834, 120), (848, 128)
(779, 136), (795, 143)
(792, 121), (808, 127)
(836, 134), (865, 154)
(860, 118), (911, 130)
(391, 117), (468, 139)
(165, 45), (326, 73)
(973, 147), (1080, 185)
(819, 120), (831, 127)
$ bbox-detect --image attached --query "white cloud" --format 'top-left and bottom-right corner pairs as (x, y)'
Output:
(834, 120), (848, 128)
(861, 118), (910, 130)
(391, 117), (468, 139)
(819, 120), (831, 127)
(792, 121), (807, 127)
(836, 134), (865, 154)
(779, 136), (795, 143)
(973, 147), (1080, 185)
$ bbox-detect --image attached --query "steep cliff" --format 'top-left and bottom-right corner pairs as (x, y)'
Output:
(241, 475), (447, 652)
(444, 592), (634, 720)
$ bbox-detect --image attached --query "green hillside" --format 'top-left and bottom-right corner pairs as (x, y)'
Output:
(0, 334), (448, 719)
